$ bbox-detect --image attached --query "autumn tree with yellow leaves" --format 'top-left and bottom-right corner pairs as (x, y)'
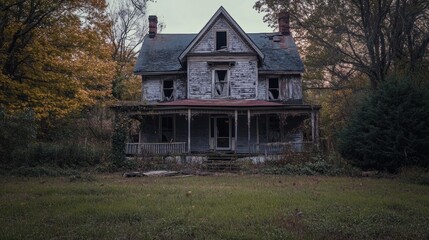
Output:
(0, 0), (116, 123)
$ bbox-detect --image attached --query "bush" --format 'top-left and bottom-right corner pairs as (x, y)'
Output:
(10, 166), (80, 177)
(258, 153), (359, 176)
(337, 78), (429, 172)
(399, 167), (429, 185)
(0, 109), (37, 166)
(9, 142), (109, 168)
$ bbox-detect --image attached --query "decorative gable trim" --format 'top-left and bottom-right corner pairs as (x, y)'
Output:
(178, 6), (264, 63)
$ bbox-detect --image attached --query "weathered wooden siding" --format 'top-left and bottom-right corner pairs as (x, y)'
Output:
(191, 17), (252, 53)
(256, 75), (302, 101)
(289, 75), (302, 100)
(230, 61), (258, 99)
(188, 56), (258, 99)
(142, 78), (161, 101)
(257, 78), (267, 100)
(175, 78), (187, 99)
(188, 61), (212, 99)
(142, 76), (187, 101)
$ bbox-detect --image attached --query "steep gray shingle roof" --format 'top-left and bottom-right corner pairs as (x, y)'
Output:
(134, 33), (304, 74)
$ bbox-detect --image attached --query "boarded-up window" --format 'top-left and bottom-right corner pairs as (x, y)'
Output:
(162, 80), (174, 101)
(161, 116), (174, 142)
(216, 31), (227, 50)
(268, 78), (280, 100)
(214, 70), (228, 97)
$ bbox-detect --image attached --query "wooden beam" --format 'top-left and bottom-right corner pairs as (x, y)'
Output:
(247, 110), (251, 153)
(256, 115), (259, 152)
(188, 109), (191, 153)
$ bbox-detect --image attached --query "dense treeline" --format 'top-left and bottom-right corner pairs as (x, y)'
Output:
(0, 0), (152, 170)
(255, 0), (429, 172)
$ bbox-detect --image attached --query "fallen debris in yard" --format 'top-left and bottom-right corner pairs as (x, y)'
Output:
(123, 172), (143, 177)
(143, 170), (179, 177)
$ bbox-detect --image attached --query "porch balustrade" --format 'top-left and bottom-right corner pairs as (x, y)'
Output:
(126, 142), (187, 155)
(247, 141), (315, 155)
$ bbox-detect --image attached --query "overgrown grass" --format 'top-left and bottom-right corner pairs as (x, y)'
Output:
(1, 175), (428, 239)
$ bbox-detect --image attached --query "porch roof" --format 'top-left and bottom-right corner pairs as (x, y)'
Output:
(156, 99), (284, 107)
(112, 100), (320, 114)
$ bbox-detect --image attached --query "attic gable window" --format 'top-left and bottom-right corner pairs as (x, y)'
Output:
(214, 70), (229, 97)
(162, 80), (174, 101)
(268, 78), (280, 100)
(216, 31), (227, 50)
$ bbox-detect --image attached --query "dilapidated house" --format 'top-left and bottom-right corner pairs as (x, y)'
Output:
(116, 7), (320, 157)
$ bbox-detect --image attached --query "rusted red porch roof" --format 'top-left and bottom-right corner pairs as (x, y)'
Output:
(156, 99), (285, 107)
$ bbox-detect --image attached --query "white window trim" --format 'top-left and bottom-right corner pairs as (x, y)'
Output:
(212, 69), (230, 98)
(267, 77), (281, 101)
(161, 79), (175, 101)
(215, 30), (228, 51)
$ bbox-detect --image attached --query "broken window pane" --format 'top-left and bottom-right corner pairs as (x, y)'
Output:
(214, 70), (228, 97)
(216, 31), (227, 50)
(163, 80), (174, 101)
(268, 78), (280, 100)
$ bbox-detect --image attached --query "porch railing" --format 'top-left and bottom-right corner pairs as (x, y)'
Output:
(126, 142), (187, 155)
(247, 142), (315, 155)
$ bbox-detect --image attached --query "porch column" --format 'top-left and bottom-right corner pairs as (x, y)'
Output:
(234, 110), (238, 153)
(256, 115), (259, 152)
(188, 108), (191, 153)
(247, 109), (251, 153)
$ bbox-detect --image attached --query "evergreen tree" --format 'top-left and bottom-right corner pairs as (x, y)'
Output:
(337, 78), (429, 172)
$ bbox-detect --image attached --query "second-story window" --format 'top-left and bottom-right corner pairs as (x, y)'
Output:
(216, 31), (227, 50)
(214, 70), (228, 97)
(162, 79), (174, 101)
(268, 78), (280, 100)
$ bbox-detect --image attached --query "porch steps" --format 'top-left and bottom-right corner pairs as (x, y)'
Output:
(203, 154), (240, 172)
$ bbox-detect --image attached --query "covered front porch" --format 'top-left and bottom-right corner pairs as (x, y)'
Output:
(116, 99), (320, 156)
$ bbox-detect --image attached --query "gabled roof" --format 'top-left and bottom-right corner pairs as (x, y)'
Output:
(178, 6), (264, 63)
(134, 34), (195, 74)
(133, 33), (304, 74)
(133, 7), (305, 75)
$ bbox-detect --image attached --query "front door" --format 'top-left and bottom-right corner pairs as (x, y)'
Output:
(212, 117), (231, 150)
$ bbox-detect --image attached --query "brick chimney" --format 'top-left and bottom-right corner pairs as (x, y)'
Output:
(278, 12), (290, 35)
(148, 15), (158, 38)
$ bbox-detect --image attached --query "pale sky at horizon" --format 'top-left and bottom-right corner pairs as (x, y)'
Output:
(147, 0), (274, 33)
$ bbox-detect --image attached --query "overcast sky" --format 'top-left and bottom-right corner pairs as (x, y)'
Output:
(146, 0), (274, 33)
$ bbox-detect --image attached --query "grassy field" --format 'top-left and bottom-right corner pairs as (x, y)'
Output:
(1, 174), (429, 239)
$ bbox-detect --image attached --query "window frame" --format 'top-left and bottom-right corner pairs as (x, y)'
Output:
(162, 79), (175, 101)
(212, 69), (230, 98)
(215, 30), (228, 51)
(268, 77), (280, 100)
